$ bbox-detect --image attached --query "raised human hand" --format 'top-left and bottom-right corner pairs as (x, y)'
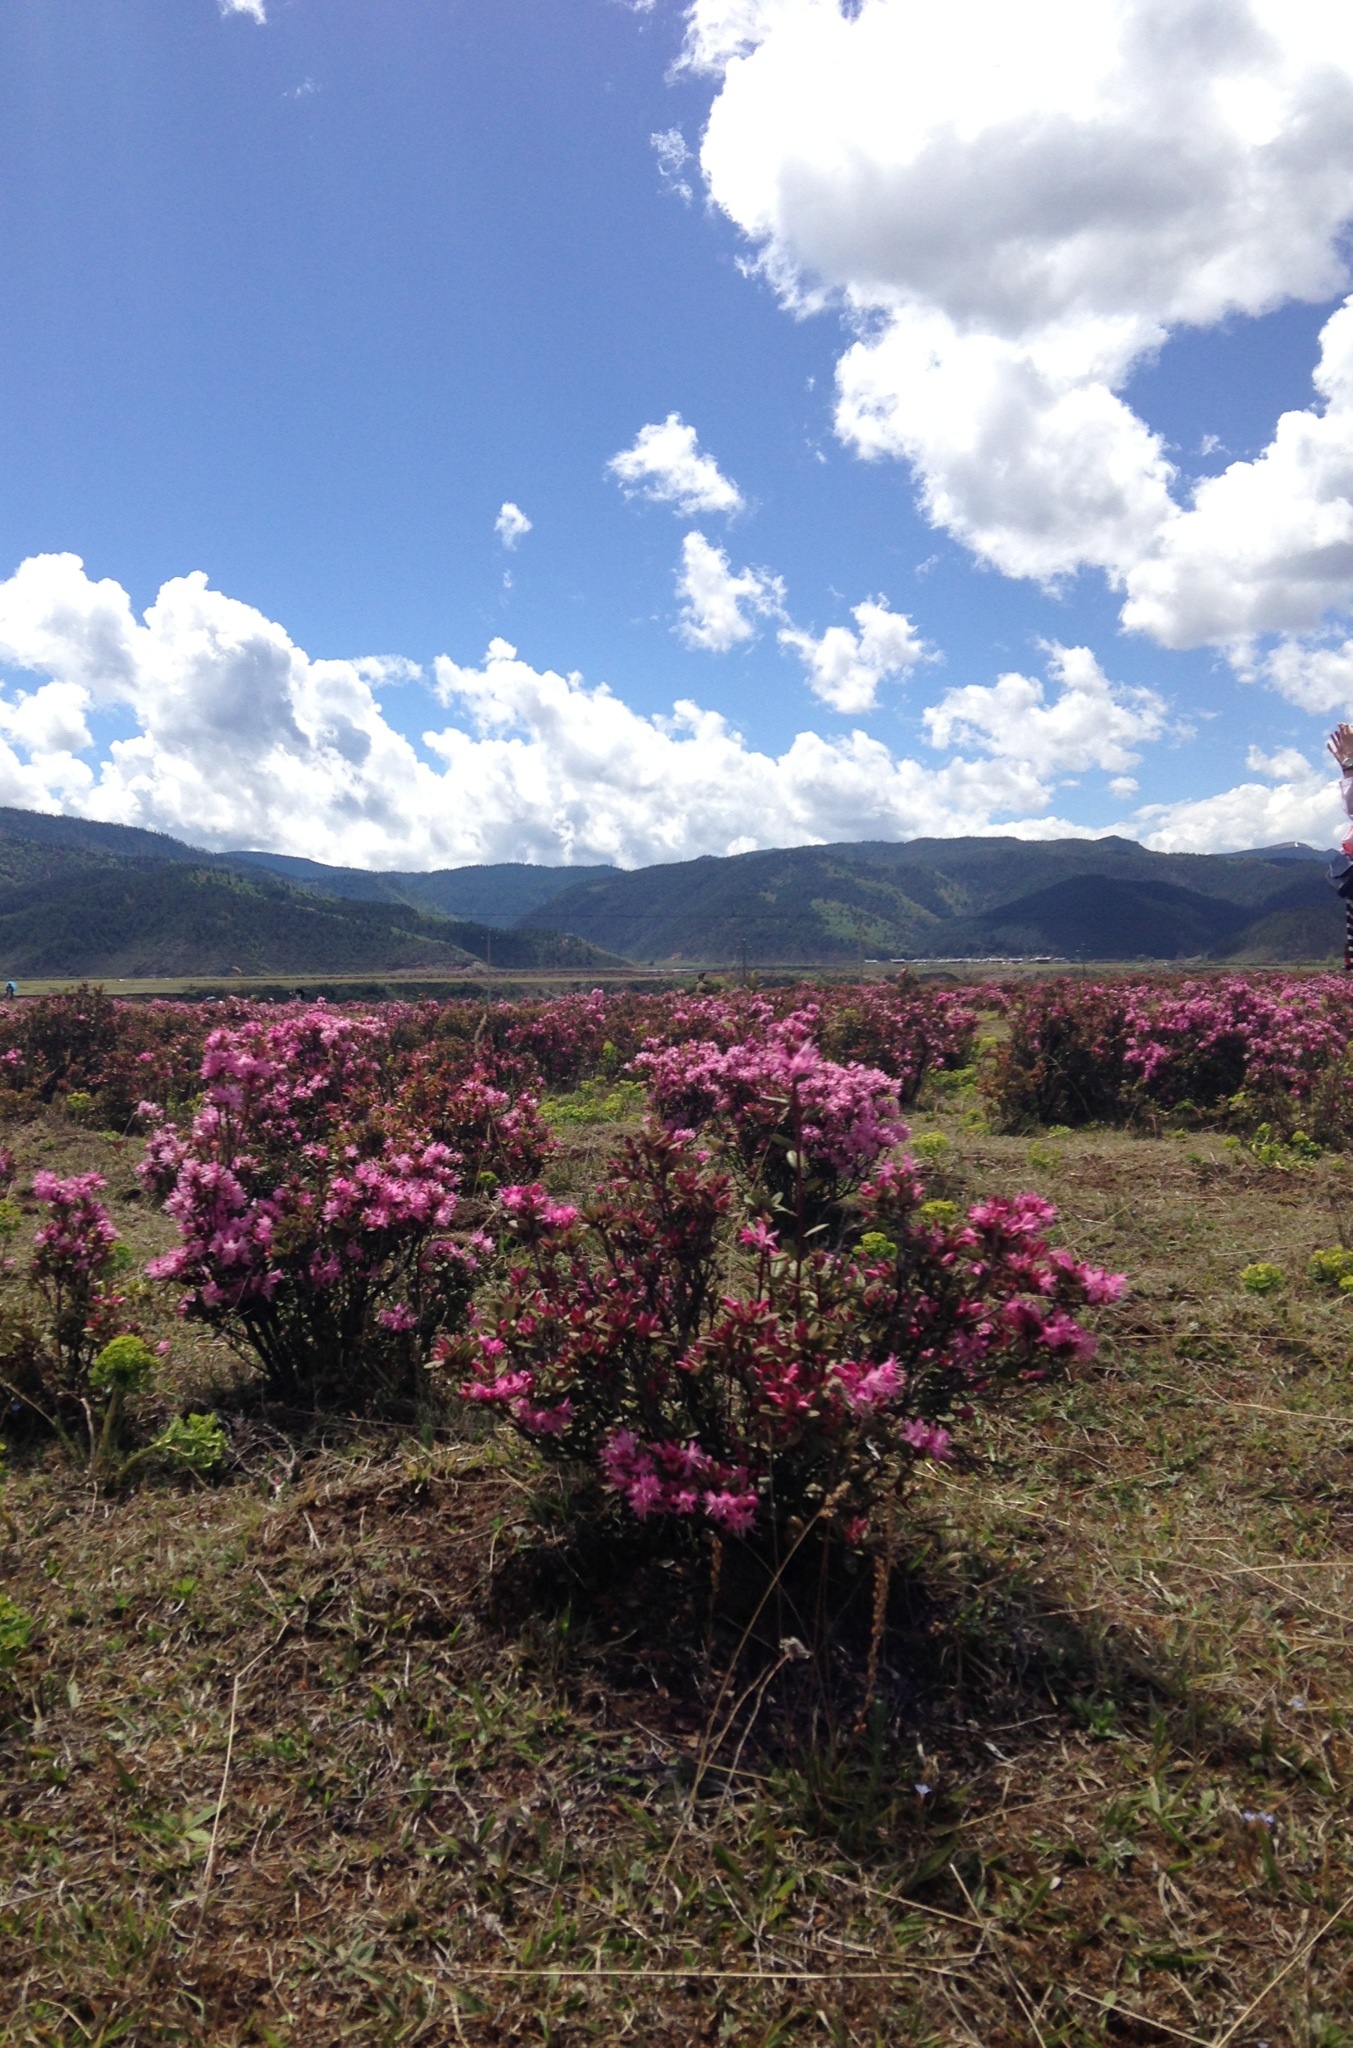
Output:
(1329, 723), (1353, 770)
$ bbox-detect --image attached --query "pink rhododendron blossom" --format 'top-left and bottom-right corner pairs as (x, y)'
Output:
(899, 1420), (952, 1460)
(833, 1356), (903, 1411)
(377, 1303), (418, 1332)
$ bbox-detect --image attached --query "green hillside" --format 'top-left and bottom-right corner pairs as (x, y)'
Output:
(0, 805), (1343, 967)
(220, 851), (617, 925)
(0, 849), (621, 979)
(0, 809), (616, 942)
(521, 838), (1342, 962)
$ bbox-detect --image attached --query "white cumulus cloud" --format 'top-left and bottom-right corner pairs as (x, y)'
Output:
(0, 553), (1127, 869)
(1132, 747), (1342, 853)
(608, 414), (745, 517)
(780, 597), (926, 713)
(1121, 295), (1353, 649)
(686, 0), (1353, 636)
(1256, 638), (1353, 715)
(675, 531), (785, 651)
(219, 0), (266, 20)
(923, 644), (1172, 778)
(494, 502), (532, 549)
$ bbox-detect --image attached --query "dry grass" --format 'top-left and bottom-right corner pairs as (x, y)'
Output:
(5, 1093), (1353, 2044)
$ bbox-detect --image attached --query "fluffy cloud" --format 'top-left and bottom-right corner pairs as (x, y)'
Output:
(494, 502), (532, 549)
(675, 531), (785, 651)
(1121, 296), (1353, 649)
(0, 553), (1118, 869)
(219, 0), (266, 19)
(1132, 745), (1343, 853)
(923, 644), (1172, 778)
(780, 598), (926, 713)
(686, 0), (1353, 632)
(835, 314), (1177, 584)
(1257, 637), (1353, 715)
(608, 414), (745, 517)
(429, 638), (1092, 862)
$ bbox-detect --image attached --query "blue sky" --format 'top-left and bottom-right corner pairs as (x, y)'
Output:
(0, 0), (1351, 868)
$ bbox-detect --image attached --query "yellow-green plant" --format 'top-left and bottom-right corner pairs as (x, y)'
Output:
(1308, 1247), (1353, 1291)
(88, 1335), (156, 1479)
(0, 1593), (33, 1675)
(144, 1412), (228, 1478)
(1240, 1261), (1284, 1296)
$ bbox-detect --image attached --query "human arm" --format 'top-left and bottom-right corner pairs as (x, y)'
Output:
(1330, 726), (1353, 822)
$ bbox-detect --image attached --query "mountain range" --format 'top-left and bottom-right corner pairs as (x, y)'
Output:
(517, 835), (1346, 966)
(0, 811), (621, 978)
(0, 805), (1342, 974)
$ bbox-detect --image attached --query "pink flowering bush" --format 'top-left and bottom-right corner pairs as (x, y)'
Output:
(816, 981), (984, 1102)
(0, 1167), (154, 1463)
(438, 1123), (1124, 1555)
(391, 1052), (552, 1196)
(0, 985), (218, 1125)
(636, 1020), (907, 1225)
(140, 1010), (488, 1412)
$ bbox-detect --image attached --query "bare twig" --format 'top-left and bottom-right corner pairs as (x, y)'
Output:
(198, 1673), (241, 1905)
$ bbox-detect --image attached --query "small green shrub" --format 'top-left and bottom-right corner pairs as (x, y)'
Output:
(89, 1334), (156, 1394)
(910, 1132), (950, 1162)
(542, 1077), (648, 1126)
(0, 1593), (34, 1674)
(1240, 1262), (1284, 1296)
(927, 1065), (976, 1094)
(1308, 1247), (1353, 1290)
(150, 1412), (228, 1477)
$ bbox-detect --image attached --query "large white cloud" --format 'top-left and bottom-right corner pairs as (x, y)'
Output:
(685, 0), (1353, 640)
(0, 553), (1123, 868)
(1121, 296), (1353, 650)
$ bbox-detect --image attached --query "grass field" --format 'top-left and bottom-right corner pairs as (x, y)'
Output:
(3, 957), (1340, 1002)
(5, 1079), (1353, 2045)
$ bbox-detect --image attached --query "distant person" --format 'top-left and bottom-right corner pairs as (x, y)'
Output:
(1328, 723), (1353, 968)
(3, 982), (14, 999)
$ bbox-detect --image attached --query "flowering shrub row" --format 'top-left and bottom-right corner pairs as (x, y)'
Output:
(987, 974), (1353, 1134)
(0, 976), (984, 1122)
(0, 987), (1133, 1557)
